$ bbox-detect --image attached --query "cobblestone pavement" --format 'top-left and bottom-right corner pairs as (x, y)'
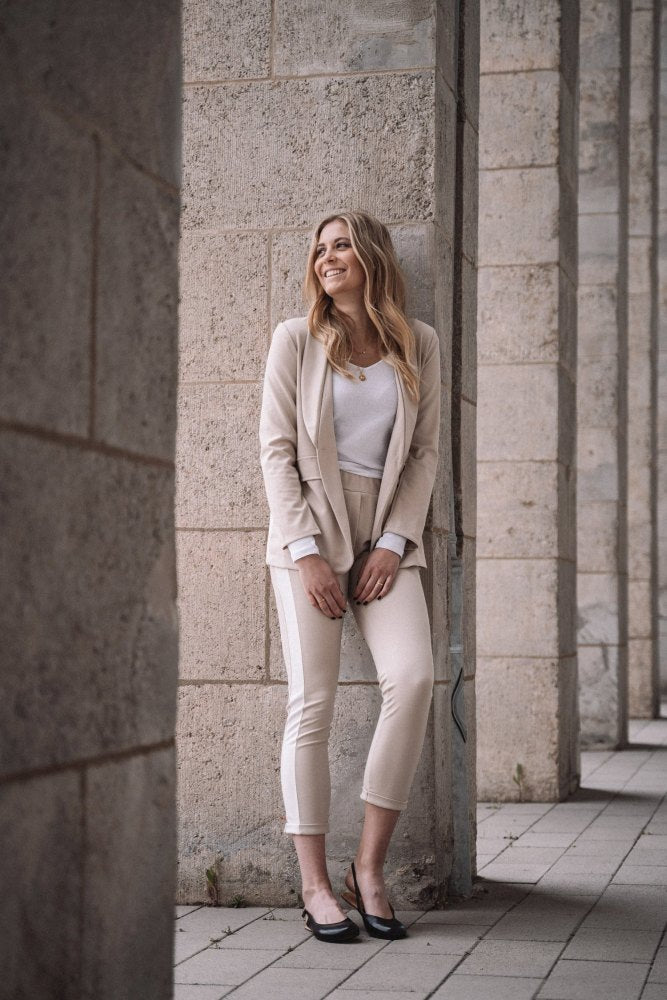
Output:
(174, 707), (667, 1000)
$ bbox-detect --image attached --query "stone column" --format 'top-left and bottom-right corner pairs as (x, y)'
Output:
(576, 0), (630, 748)
(0, 4), (181, 998)
(658, 1), (667, 698)
(627, 0), (661, 718)
(477, 1), (580, 800)
(177, 0), (479, 905)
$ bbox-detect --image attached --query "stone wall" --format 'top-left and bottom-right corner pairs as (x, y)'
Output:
(659, 0), (667, 696)
(177, 0), (479, 906)
(576, 0), (630, 748)
(0, 3), (181, 999)
(477, 0), (581, 800)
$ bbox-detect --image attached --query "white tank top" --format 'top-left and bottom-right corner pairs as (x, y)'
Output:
(332, 359), (398, 478)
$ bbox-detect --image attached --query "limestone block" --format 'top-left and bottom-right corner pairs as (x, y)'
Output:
(0, 432), (177, 775)
(629, 119), (656, 236)
(476, 657), (563, 801)
(559, 653), (580, 794)
(436, 0), (458, 94)
(176, 383), (265, 529)
(95, 146), (179, 460)
(559, 173), (579, 288)
(461, 255), (478, 403)
(628, 578), (653, 639)
(462, 0), (480, 130)
(478, 167), (560, 266)
(177, 682), (287, 904)
(577, 500), (622, 574)
(628, 638), (657, 716)
(0, 772), (82, 998)
(183, 0), (272, 80)
(578, 644), (624, 749)
(579, 213), (619, 285)
(0, 94), (93, 435)
(462, 534), (477, 679)
(577, 426), (620, 502)
(628, 235), (652, 293)
(579, 2), (622, 71)
(477, 460), (560, 560)
(558, 557), (578, 659)
(82, 748), (176, 1000)
(577, 572), (622, 645)
(630, 10), (655, 72)
(462, 118), (480, 267)
(436, 74), (459, 244)
(477, 364), (559, 462)
(480, 2), (561, 74)
(2, 0), (181, 185)
(179, 231), (268, 381)
(273, 0), (436, 75)
(627, 519), (653, 582)
(464, 675), (478, 841)
(477, 558), (561, 659)
(578, 69), (622, 214)
(478, 264), (560, 364)
(460, 397), (477, 539)
(577, 356), (620, 427)
(428, 532), (451, 685)
(479, 70), (559, 170)
(577, 284), (619, 360)
(177, 530), (266, 681)
(182, 74), (436, 231)
(428, 399), (451, 537)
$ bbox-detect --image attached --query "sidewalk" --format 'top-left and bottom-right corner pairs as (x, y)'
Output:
(174, 707), (667, 1000)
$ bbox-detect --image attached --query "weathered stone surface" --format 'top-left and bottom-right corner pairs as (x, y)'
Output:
(478, 265), (560, 364)
(578, 573), (623, 645)
(182, 74), (436, 232)
(183, 0), (272, 80)
(477, 558), (564, 659)
(274, 0), (436, 75)
(579, 213), (620, 285)
(177, 530), (266, 680)
(0, 94), (93, 435)
(478, 168), (560, 265)
(1, 0), (182, 185)
(95, 146), (179, 459)
(480, 2), (561, 74)
(478, 461), (561, 560)
(480, 70), (559, 169)
(578, 643), (626, 749)
(477, 364), (560, 462)
(176, 383), (265, 529)
(82, 748), (177, 1000)
(0, 431), (178, 775)
(0, 772), (83, 998)
(179, 231), (269, 382)
(476, 657), (564, 801)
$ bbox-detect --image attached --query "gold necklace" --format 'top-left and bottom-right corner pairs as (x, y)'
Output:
(350, 339), (377, 382)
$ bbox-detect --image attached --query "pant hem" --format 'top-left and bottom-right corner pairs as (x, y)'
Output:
(361, 788), (407, 811)
(284, 823), (330, 835)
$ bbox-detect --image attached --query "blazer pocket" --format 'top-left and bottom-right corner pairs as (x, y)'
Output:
(296, 455), (322, 482)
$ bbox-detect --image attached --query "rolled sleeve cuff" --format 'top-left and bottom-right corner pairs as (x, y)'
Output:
(374, 531), (407, 558)
(287, 535), (320, 561)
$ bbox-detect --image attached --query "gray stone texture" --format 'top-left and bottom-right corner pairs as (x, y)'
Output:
(659, 0), (667, 696)
(577, 0), (630, 748)
(477, 0), (580, 799)
(627, 0), (661, 718)
(178, 0), (479, 904)
(0, 3), (181, 998)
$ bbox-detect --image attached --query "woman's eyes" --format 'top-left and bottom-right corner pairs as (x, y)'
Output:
(317, 243), (349, 254)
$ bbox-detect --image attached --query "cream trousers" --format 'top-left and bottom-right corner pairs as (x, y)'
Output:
(270, 469), (434, 835)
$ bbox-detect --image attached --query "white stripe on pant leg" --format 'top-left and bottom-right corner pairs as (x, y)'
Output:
(272, 567), (306, 832)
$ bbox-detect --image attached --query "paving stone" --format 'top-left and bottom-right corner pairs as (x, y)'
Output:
(514, 832), (580, 848)
(224, 966), (348, 1000)
(581, 885), (667, 929)
(535, 871), (613, 894)
(383, 922), (487, 954)
(174, 948), (284, 986)
(328, 992), (423, 1000)
(174, 987), (231, 1000)
(648, 945), (667, 982)
(341, 951), (459, 992)
(274, 935), (386, 969)
(484, 894), (596, 942)
(176, 908), (271, 937)
(546, 857), (621, 874)
(490, 846), (566, 865)
(641, 986), (667, 1000)
(612, 866), (667, 885)
(177, 906), (204, 919)
(216, 918), (310, 950)
(561, 926), (662, 962)
(537, 958), (649, 999)
(476, 862), (553, 883)
(454, 939), (563, 977)
(431, 974), (544, 999)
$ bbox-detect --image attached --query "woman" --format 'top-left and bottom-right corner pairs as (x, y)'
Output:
(258, 210), (441, 943)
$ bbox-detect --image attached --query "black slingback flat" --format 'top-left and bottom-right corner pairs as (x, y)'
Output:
(340, 860), (408, 940)
(302, 906), (360, 943)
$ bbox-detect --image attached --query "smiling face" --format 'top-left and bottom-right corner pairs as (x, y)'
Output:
(314, 219), (367, 299)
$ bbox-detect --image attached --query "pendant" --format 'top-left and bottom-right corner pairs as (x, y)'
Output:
(358, 370), (366, 381)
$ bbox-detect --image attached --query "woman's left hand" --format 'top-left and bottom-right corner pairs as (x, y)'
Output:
(352, 548), (401, 604)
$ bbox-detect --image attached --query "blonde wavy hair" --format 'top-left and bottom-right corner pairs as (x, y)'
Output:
(302, 211), (420, 402)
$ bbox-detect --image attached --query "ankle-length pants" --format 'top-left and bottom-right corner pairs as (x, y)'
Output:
(269, 469), (435, 835)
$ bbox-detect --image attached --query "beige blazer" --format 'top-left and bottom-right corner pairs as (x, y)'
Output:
(258, 315), (441, 572)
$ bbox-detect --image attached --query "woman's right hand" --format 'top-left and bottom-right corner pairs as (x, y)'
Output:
(295, 555), (347, 619)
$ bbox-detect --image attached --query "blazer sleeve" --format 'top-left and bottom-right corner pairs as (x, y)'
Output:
(381, 329), (441, 553)
(258, 322), (323, 550)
